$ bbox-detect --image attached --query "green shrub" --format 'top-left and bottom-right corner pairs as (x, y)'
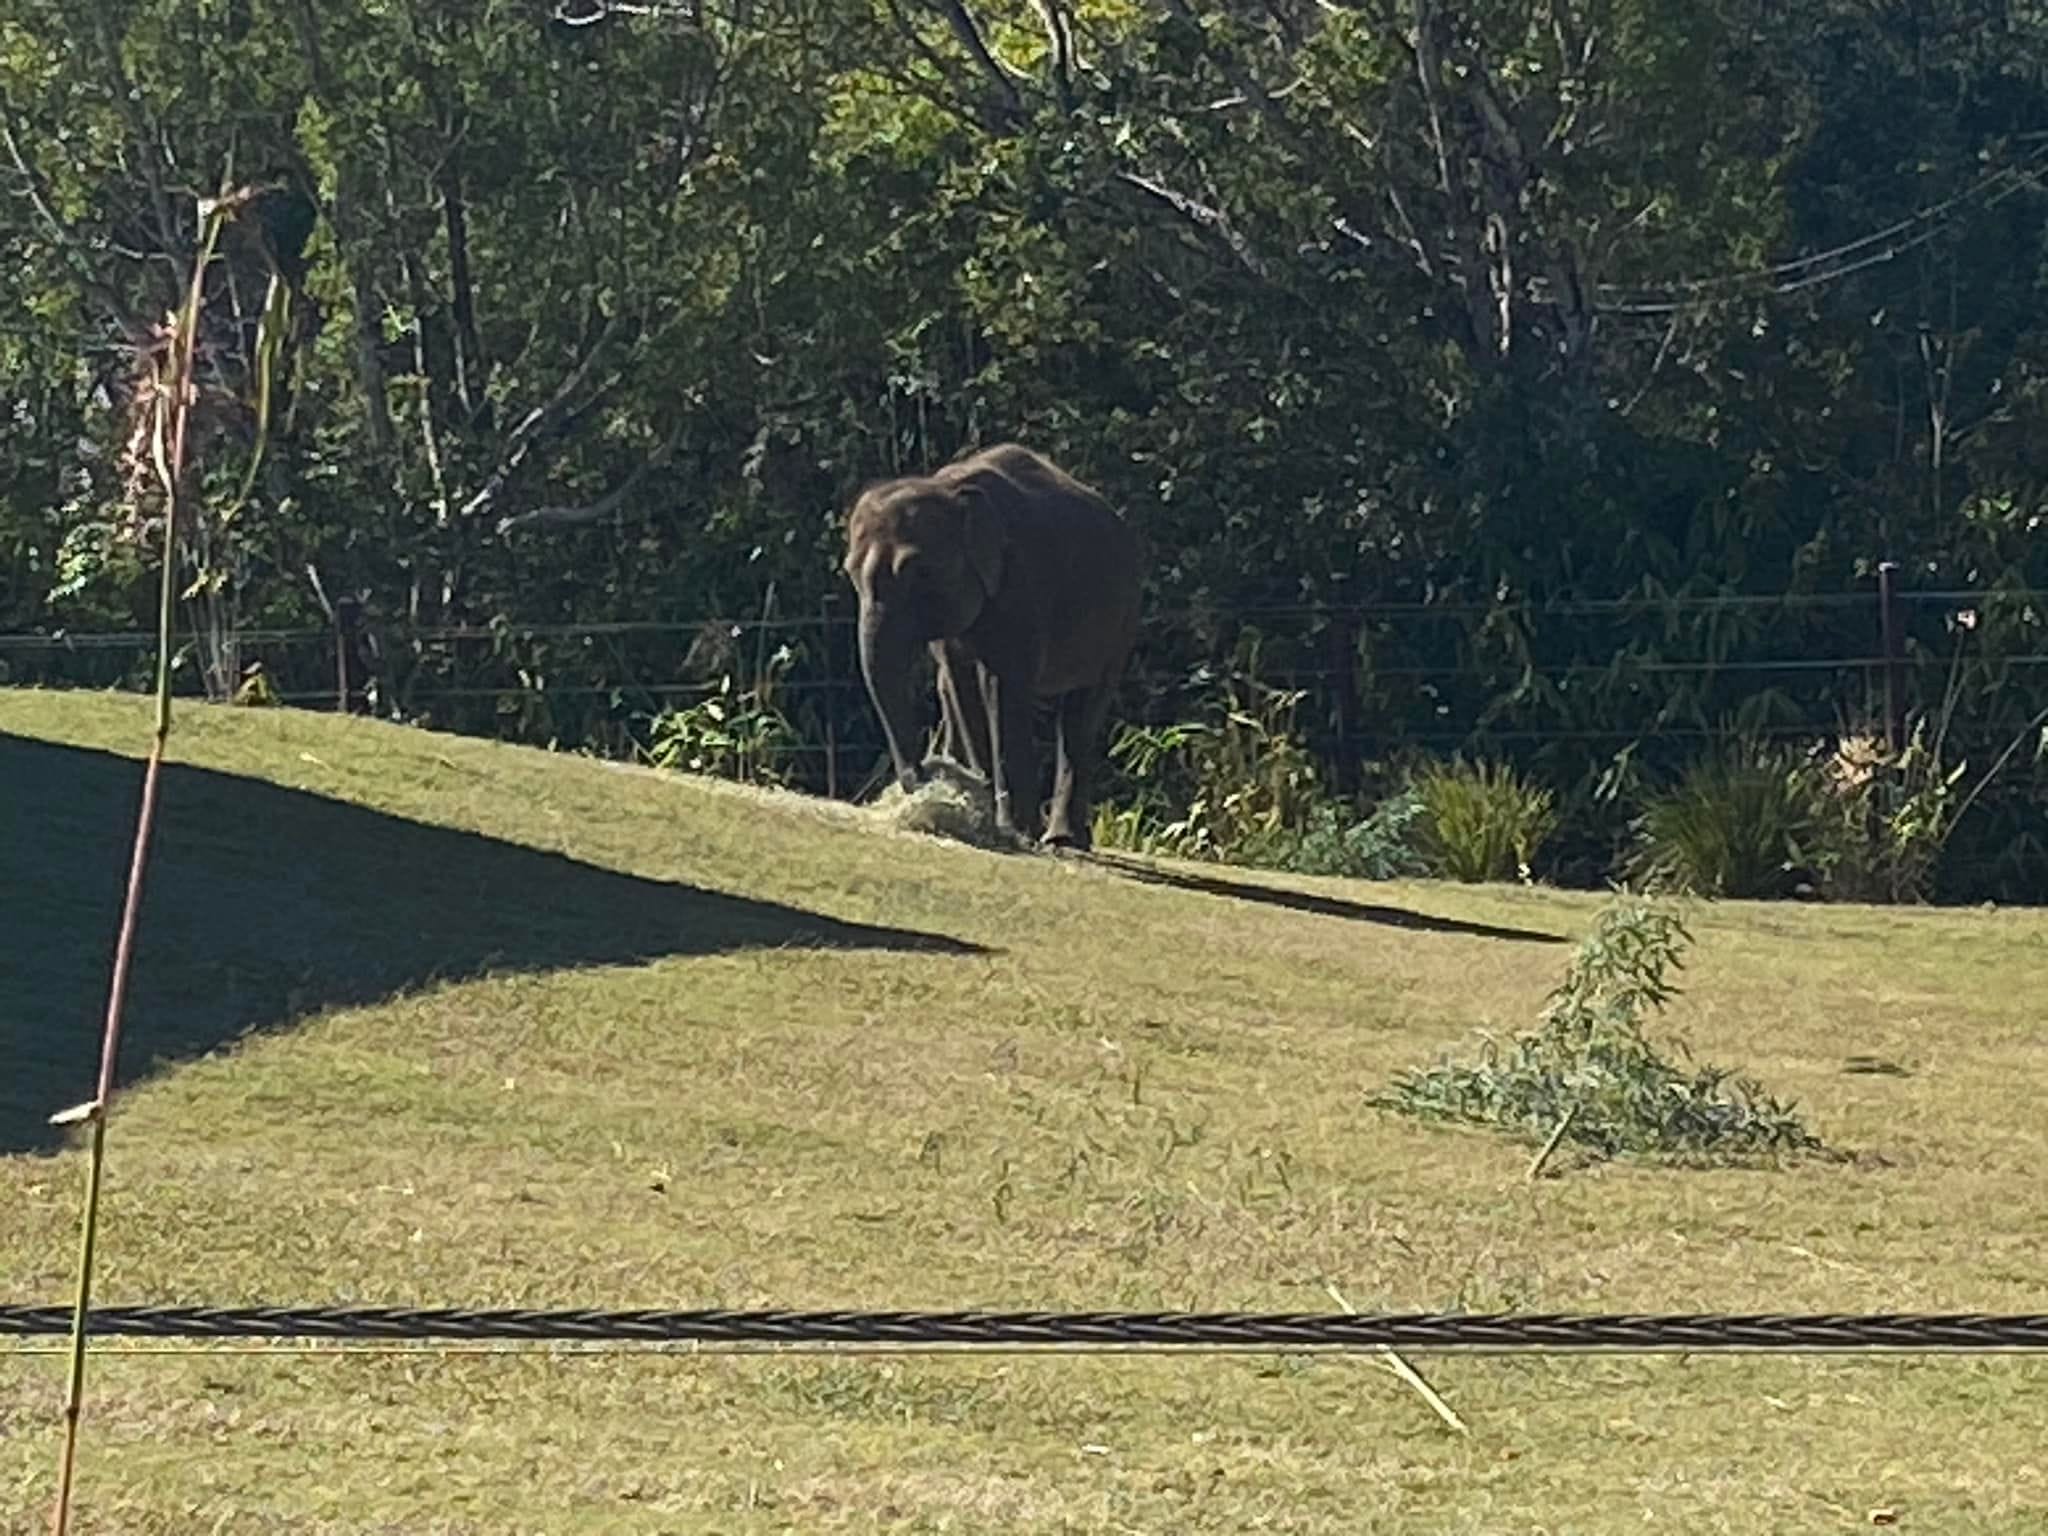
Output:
(1374, 895), (1830, 1166)
(1626, 743), (1825, 898)
(1410, 758), (1559, 883)
(1096, 660), (1323, 861)
(1245, 791), (1430, 880)
(1093, 666), (1430, 881)
(645, 650), (801, 787)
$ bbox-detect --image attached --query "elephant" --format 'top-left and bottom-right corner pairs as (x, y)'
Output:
(842, 442), (1144, 850)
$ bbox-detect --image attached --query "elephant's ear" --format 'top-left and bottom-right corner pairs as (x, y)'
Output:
(959, 485), (1005, 602)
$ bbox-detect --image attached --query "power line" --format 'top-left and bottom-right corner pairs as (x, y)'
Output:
(1586, 142), (2048, 314)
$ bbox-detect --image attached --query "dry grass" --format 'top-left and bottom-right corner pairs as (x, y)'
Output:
(862, 754), (1012, 849)
(3, 688), (2046, 1533)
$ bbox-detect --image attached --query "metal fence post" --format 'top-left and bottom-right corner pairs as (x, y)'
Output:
(821, 593), (839, 801)
(334, 596), (358, 715)
(1877, 561), (1905, 754)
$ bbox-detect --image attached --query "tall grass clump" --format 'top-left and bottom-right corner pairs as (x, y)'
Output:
(1809, 722), (1965, 903)
(1410, 757), (1559, 883)
(1626, 708), (2005, 903)
(1375, 895), (1830, 1166)
(1626, 742), (1824, 898)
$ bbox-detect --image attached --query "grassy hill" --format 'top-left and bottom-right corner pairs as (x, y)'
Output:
(3, 688), (2045, 1533)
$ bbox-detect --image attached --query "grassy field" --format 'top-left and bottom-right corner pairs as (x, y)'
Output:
(3, 688), (2046, 1533)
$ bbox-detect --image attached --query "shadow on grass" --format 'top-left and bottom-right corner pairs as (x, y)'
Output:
(0, 732), (986, 1157)
(1080, 850), (1569, 945)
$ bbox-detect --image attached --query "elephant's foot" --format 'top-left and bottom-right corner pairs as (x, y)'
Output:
(991, 792), (1022, 840)
(1041, 823), (1091, 854)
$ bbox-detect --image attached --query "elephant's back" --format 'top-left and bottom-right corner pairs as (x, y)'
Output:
(947, 444), (1140, 568)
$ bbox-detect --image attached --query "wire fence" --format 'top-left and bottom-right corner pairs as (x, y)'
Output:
(6, 585), (2040, 747)
(7, 581), (2046, 895)
(7, 583), (2042, 654)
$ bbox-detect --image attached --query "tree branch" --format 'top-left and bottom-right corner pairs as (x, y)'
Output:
(495, 423), (683, 535)
(1406, 0), (1502, 359)
(1031, 0), (1076, 109)
(87, 6), (180, 265)
(1114, 169), (1270, 279)
(458, 313), (621, 521)
(881, 0), (1003, 131)
(0, 103), (150, 340)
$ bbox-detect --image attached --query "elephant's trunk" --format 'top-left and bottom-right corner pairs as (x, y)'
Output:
(857, 599), (924, 794)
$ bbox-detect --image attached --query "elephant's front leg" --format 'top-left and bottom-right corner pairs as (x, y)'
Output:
(1045, 681), (1115, 850)
(932, 641), (991, 778)
(978, 666), (1040, 844)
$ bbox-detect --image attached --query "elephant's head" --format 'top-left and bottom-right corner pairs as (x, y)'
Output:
(842, 476), (1005, 793)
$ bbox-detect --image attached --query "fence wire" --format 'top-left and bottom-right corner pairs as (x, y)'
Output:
(1, 584), (2040, 654)
(3, 1304), (2046, 1355)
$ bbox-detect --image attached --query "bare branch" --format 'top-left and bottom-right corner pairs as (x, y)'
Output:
(1407, 0), (1501, 358)
(87, 7), (180, 263)
(457, 314), (621, 521)
(1406, 1), (1459, 201)
(551, 0), (701, 23)
(1114, 170), (1270, 279)
(495, 424), (683, 535)
(1031, 0), (1076, 108)
(1196, 76), (1309, 112)
(1618, 312), (1681, 416)
(1379, 182), (1437, 278)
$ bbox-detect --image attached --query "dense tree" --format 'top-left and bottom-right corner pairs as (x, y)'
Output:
(2, 0), (2044, 894)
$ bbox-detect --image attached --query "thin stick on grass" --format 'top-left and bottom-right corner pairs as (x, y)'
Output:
(1526, 1104), (1579, 1181)
(49, 181), (271, 1536)
(1323, 1282), (1469, 1436)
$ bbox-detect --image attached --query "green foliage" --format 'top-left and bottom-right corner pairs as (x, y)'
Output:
(1376, 895), (1830, 1165)
(1410, 759), (1559, 884)
(3, 0), (2048, 899)
(645, 649), (802, 787)
(1808, 723), (1969, 904)
(1243, 791), (1431, 882)
(1094, 650), (1438, 881)
(1098, 662), (1322, 862)
(1629, 718), (1984, 904)
(1626, 743), (1826, 899)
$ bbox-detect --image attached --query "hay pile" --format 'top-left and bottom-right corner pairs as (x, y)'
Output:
(863, 755), (1016, 850)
